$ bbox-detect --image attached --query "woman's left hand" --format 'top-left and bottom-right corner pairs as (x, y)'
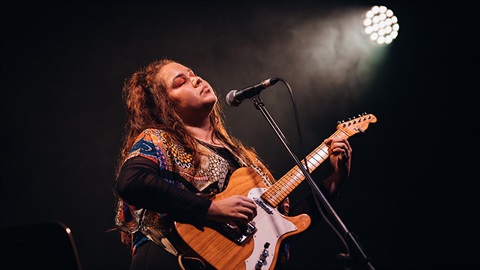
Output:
(324, 137), (352, 177)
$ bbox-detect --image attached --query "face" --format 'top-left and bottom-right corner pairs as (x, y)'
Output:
(157, 62), (217, 121)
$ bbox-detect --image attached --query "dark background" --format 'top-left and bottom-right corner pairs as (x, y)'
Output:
(1, 1), (478, 269)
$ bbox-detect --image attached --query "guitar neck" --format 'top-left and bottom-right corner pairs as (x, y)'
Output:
(261, 128), (349, 207)
(260, 112), (378, 207)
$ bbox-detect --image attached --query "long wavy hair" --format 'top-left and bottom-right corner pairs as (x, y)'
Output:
(116, 58), (260, 176)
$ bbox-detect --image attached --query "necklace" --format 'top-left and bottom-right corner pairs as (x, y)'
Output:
(197, 139), (274, 187)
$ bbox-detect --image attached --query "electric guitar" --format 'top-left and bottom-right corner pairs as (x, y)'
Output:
(174, 113), (377, 269)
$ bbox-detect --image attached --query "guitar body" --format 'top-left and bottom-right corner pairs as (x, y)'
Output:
(174, 113), (377, 269)
(174, 167), (311, 270)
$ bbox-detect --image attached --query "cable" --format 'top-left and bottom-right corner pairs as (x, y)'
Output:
(279, 78), (351, 263)
(277, 78), (309, 174)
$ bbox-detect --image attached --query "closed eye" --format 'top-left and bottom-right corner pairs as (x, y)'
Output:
(173, 77), (186, 88)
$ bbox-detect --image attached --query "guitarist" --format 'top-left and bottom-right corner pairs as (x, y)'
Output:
(113, 58), (352, 270)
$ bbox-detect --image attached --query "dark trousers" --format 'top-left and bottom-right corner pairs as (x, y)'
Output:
(130, 241), (180, 270)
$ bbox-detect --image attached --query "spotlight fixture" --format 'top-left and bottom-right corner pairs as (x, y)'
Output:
(363, 5), (399, 45)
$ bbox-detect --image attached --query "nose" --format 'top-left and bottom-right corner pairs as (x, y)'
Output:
(191, 76), (202, 88)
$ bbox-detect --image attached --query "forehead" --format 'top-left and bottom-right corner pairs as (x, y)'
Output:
(157, 62), (190, 82)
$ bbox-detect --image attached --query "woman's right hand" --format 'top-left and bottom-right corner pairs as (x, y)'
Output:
(206, 195), (257, 223)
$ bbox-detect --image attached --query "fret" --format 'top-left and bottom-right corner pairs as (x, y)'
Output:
(262, 113), (377, 207)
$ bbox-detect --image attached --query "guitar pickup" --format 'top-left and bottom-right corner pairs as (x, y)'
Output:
(218, 221), (256, 245)
(254, 197), (273, 214)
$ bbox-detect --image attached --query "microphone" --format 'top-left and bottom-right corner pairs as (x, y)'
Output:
(226, 77), (280, 107)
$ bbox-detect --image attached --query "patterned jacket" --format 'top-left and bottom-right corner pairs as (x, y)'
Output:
(114, 128), (274, 255)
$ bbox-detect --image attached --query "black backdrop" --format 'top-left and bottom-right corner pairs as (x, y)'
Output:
(1, 1), (478, 270)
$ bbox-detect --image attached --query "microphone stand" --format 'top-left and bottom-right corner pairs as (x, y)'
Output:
(249, 95), (375, 270)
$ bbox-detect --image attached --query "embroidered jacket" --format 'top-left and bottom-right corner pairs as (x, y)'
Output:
(114, 129), (274, 254)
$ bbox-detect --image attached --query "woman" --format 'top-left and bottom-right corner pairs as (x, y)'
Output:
(113, 58), (352, 270)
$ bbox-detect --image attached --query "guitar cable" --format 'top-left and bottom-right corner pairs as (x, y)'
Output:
(178, 254), (206, 270)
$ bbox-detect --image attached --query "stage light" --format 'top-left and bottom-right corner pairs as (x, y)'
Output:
(363, 5), (399, 45)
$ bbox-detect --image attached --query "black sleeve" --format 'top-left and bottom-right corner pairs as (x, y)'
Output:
(115, 156), (212, 225)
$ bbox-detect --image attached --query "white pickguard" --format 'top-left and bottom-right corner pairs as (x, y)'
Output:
(245, 188), (297, 269)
